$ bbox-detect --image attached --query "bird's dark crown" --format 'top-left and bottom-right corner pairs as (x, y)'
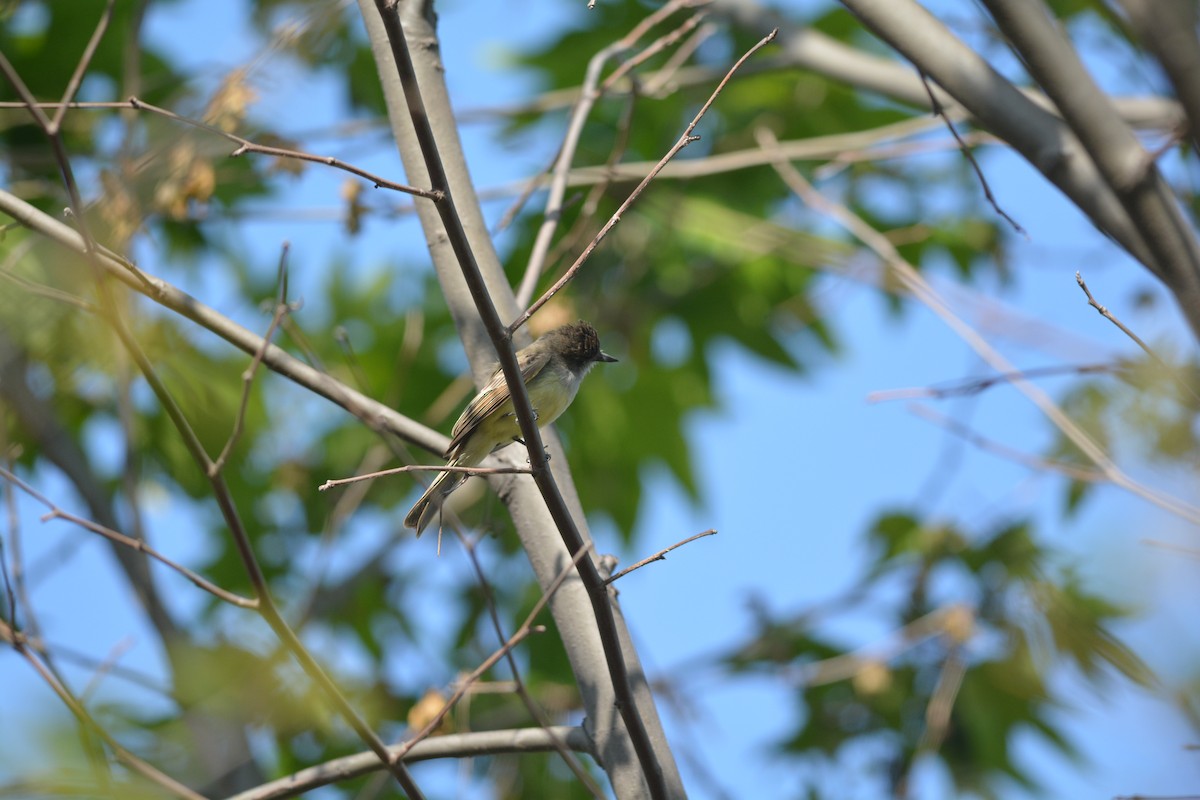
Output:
(549, 320), (604, 366)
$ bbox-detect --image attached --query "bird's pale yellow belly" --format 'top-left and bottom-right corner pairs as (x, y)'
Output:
(457, 371), (579, 464)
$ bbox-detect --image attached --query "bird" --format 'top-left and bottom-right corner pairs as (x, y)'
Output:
(403, 320), (617, 535)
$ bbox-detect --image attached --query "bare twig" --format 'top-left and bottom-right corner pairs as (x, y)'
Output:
(917, 71), (1026, 236)
(509, 27), (780, 335)
(80, 636), (135, 702)
(756, 126), (1200, 526)
(917, 647), (967, 752)
(397, 542), (593, 761)
(319, 462), (534, 491)
(0, 626), (170, 695)
(599, 11), (709, 95)
(905, 403), (1107, 483)
(212, 243), (295, 475)
(2, 620), (204, 800)
(643, 21), (720, 96)
(1141, 539), (1200, 558)
(516, 0), (701, 307)
(49, 0), (116, 134)
(0, 465), (257, 608)
(603, 529), (717, 585)
(540, 89), (640, 271)
(125, 97), (442, 199)
(452, 529), (605, 797)
(1075, 272), (1200, 406)
(866, 362), (1119, 403)
(398, 627), (545, 756)
(797, 605), (967, 687)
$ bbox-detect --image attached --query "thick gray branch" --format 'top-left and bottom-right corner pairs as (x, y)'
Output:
(711, 0), (1180, 129)
(1118, 0), (1200, 154)
(354, 2), (683, 798)
(834, 0), (1200, 339)
(980, 0), (1200, 339)
(835, 0), (1153, 265)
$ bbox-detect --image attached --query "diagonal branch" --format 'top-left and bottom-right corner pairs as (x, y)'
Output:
(49, 0), (115, 134)
(0, 466), (256, 608)
(833, 1), (1168, 294)
(2, 620), (205, 800)
(126, 97), (442, 199)
(508, 28), (780, 336)
(110, 313), (427, 798)
(756, 127), (1200, 526)
(0, 189), (444, 455)
(516, 0), (703, 307)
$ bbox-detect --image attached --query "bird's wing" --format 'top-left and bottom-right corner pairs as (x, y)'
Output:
(444, 348), (551, 458)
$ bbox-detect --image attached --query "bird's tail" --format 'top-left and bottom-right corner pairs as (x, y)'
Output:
(403, 466), (466, 536)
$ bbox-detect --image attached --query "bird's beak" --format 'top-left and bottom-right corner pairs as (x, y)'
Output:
(598, 351), (618, 363)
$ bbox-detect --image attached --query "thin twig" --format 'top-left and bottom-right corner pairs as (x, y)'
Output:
(126, 97), (442, 199)
(917, 647), (967, 752)
(917, 71), (1026, 237)
(603, 529), (717, 585)
(797, 605), (965, 687)
(540, 79), (639, 272)
(906, 403), (1106, 483)
(866, 362), (1119, 403)
(1140, 539), (1200, 558)
(452, 529), (605, 797)
(211, 243), (296, 475)
(509, 27), (780, 335)
(396, 626), (545, 758)
(49, 0), (116, 134)
(0, 626), (171, 695)
(642, 20), (719, 96)
(397, 541), (593, 760)
(523, 541), (596, 627)
(1075, 271), (1200, 404)
(599, 11), (709, 95)
(0, 465), (257, 608)
(319, 462), (534, 492)
(756, 126), (1200, 526)
(2, 621), (205, 800)
(80, 636), (135, 702)
(516, 0), (699, 307)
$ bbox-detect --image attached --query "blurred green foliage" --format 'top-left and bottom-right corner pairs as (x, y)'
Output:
(0, 0), (1193, 798)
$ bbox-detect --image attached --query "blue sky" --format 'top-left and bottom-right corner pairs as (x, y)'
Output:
(2, 0), (1199, 798)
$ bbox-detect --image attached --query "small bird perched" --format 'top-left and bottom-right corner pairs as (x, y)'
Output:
(404, 320), (617, 535)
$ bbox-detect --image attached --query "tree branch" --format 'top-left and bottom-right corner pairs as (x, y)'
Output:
(0, 189), (445, 455)
(979, 0), (1200, 339)
(832, 0), (1182, 316)
(225, 727), (593, 800)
